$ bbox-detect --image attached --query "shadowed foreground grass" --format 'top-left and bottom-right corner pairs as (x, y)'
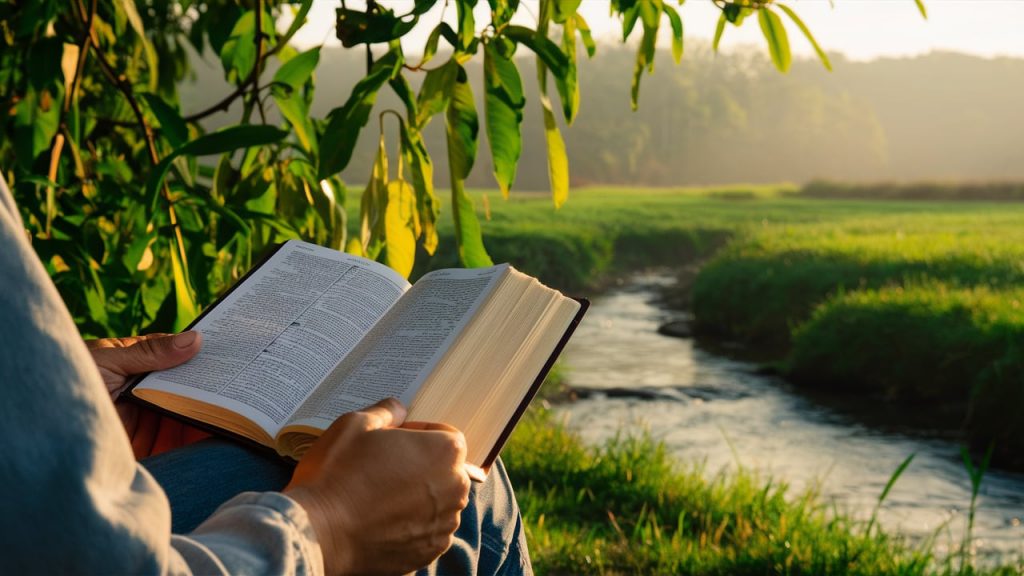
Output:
(502, 409), (1021, 576)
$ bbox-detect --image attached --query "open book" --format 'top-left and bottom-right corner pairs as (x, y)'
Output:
(130, 240), (587, 472)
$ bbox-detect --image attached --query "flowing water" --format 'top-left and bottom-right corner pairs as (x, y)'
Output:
(557, 272), (1024, 563)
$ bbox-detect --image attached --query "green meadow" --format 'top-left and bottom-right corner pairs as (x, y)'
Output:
(416, 185), (1024, 574)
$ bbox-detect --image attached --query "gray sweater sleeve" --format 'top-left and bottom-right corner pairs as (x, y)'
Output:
(0, 174), (323, 575)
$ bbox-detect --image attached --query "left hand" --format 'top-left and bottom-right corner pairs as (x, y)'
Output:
(86, 332), (209, 459)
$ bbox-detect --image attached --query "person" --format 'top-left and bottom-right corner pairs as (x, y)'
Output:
(0, 172), (532, 575)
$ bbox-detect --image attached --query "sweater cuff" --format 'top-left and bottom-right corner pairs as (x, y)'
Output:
(215, 491), (325, 575)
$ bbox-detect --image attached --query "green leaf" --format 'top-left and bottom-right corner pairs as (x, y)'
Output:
(13, 86), (60, 170)
(273, 47), (320, 91)
(484, 43), (525, 198)
(169, 238), (198, 332)
(85, 264), (109, 327)
(559, 13), (580, 124)
(384, 180), (418, 277)
(220, 11), (256, 83)
(281, 0), (314, 44)
(399, 122), (440, 255)
(119, 0), (147, 40)
(120, 0), (159, 90)
(390, 75), (419, 120)
(271, 48), (321, 154)
(776, 4), (831, 71)
(416, 59), (459, 128)
(488, 0), (518, 24)
(622, 5), (640, 40)
(723, 3), (748, 24)
(361, 135), (389, 258)
(758, 7), (791, 73)
(418, 24), (447, 68)
(446, 65), (491, 267)
(630, 21), (657, 110)
(412, 0), (441, 16)
(146, 125), (289, 214)
(536, 54), (570, 209)
(663, 4), (684, 64)
(177, 125), (288, 157)
(506, 25), (574, 122)
(446, 66), (479, 180)
(455, 0), (476, 50)
(553, 0), (582, 24)
(318, 50), (400, 179)
(274, 93), (317, 155)
(541, 104), (569, 209)
(914, 0), (928, 19)
(575, 14), (597, 58)
(450, 179), (491, 268)
(713, 12), (726, 53)
(638, 0), (660, 29)
(336, 7), (419, 47)
(878, 453), (915, 504)
(142, 94), (189, 148)
(505, 26), (569, 78)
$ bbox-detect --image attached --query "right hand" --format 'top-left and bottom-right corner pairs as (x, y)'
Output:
(284, 398), (471, 576)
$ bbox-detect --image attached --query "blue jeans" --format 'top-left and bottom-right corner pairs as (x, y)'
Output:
(141, 439), (532, 575)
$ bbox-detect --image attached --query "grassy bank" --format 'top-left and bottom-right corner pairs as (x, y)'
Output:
(788, 285), (1024, 468)
(503, 408), (1021, 575)
(691, 226), (1024, 349)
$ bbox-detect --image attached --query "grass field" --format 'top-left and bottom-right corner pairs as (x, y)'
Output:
(412, 185), (1024, 573)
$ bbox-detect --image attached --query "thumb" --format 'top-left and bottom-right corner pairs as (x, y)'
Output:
(95, 331), (203, 376)
(358, 397), (407, 430)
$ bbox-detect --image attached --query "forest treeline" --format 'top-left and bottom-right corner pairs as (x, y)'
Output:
(182, 44), (1024, 189)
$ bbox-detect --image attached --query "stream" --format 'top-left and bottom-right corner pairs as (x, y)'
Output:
(556, 272), (1024, 564)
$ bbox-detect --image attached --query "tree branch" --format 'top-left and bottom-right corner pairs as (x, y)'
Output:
(243, 0), (267, 123)
(183, 6), (299, 123)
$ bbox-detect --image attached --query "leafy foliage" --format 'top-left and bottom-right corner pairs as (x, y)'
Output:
(0, 0), (849, 336)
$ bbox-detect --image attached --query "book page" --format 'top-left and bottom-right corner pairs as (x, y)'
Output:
(135, 241), (410, 437)
(285, 265), (508, 431)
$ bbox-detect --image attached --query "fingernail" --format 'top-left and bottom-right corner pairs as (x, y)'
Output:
(173, 331), (198, 349)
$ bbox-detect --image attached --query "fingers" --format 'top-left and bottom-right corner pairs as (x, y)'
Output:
(90, 331), (202, 376)
(401, 420), (460, 432)
(463, 463), (487, 483)
(354, 398), (408, 431)
(401, 422), (477, 479)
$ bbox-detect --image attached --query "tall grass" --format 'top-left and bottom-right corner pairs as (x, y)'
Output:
(691, 229), (1024, 348)
(503, 409), (1022, 575)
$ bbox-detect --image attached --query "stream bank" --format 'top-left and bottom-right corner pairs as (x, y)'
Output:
(555, 271), (1024, 564)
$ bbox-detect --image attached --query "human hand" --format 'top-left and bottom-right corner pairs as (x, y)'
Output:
(86, 332), (209, 458)
(285, 398), (471, 576)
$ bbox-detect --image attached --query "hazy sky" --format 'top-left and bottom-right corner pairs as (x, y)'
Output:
(289, 0), (1024, 61)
